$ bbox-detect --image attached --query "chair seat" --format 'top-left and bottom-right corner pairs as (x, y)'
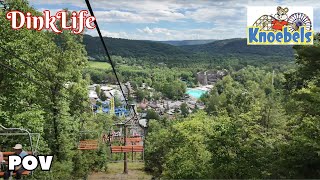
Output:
(78, 140), (99, 150)
(0, 170), (30, 177)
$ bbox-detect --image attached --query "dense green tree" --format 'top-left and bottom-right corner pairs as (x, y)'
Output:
(0, 2), (112, 179)
(145, 119), (172, 176)
(146, 109), (160, 120)
(161, 80), (186, 100)
(278, 34), (320, 178)
(180, 103), (189, 117)
(100, 91), (107, 101)
(95, 85), (101, 98)
(145, 66), (295, 179)
(163, 113), (213, 179)
(136, 89), (147, 102)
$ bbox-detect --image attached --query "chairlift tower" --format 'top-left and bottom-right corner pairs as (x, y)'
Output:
(109, 103), (142, 174)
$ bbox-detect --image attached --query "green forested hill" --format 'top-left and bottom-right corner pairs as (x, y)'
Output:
(83, 35), (294, 61)
(83, 35), (189, 59)
(180, 38), (294, 57)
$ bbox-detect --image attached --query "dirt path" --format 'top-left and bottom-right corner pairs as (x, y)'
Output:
(88, 162), (152, 180)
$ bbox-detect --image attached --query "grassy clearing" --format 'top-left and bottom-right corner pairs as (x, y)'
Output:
(88, 162), (152, 180)
(88, 61), (111, 70)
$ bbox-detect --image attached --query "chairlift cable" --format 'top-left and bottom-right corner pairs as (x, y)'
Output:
(0, 63), (71, 118)
(0, 45), (75, 94)
(0, 46), (51, 80)
(0, 60), (48, 88)
(0, 58), (74, 102)
(84, 0), (137, 117)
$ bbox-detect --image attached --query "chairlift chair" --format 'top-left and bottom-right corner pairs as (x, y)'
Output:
(77, 131), (99, 150)
(109, 112), (145, 161)
(0, 124), (40, 177)
(0, 124), (40, 155)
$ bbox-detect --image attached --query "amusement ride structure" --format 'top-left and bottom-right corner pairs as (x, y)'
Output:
(253, 8), (312, 31)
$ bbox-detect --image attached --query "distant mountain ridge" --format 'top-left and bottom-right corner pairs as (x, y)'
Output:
(83, 35), (294, 61)
(158, 39), (217, 46)
(181, 38), (294, 57)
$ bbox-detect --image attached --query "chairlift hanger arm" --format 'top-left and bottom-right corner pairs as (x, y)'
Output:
(0, 124), (34, 153)
(0, 133), (39, 136)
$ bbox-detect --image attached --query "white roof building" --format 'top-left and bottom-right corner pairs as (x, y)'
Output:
(104, 89), (125, 101)
(89, 90), (98, 99)
(101, 86), (113, 91)
(139, 119), (147, 128)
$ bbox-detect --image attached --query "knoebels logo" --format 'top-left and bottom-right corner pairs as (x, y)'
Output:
(247, 6), (314, 45)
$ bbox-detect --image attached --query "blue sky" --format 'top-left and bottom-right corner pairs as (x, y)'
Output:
(28, 0), (319, 40)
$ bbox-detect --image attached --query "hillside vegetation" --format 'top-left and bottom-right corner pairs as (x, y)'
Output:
(83, 35), (294, 64)
(88, 61), (111, 70)
(181, 38), (294, 57)
(83, 35), (188, 60)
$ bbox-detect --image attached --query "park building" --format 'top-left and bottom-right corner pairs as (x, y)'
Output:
(196, 70), (227, 85)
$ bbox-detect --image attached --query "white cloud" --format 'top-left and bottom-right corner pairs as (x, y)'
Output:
(87, 30), (129, 39)
(30, 0), (187, 23)
(94, 10), (146, 23)
(93, 10), (184, 23)
(138, 27), (171, 35)
(104, 26), (246, 41)
(185, 8), (238, 22)
(29, 0), (320, 40)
